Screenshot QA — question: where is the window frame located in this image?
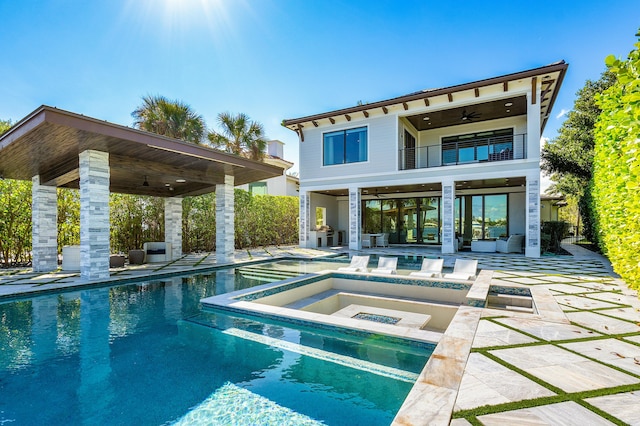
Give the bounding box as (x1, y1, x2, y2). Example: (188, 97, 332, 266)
(322, 126, 368, 166)
(249, 181, 268, 195)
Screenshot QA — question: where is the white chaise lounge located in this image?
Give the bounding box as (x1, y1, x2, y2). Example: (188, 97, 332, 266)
(337, 255, 370, 273)
(370, 256, 398, 274)
(443, 259, 478, 280)
(409, 258, 444, 278)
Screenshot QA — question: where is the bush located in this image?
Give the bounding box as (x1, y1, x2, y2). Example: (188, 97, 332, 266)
(541, 221, 568, 254)
(592, 32, 640, 290)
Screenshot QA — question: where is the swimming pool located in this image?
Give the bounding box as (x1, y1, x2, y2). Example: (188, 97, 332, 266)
(0, 260, 432, 425)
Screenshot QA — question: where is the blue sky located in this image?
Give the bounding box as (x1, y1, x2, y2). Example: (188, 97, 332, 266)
(2, 0, 639, 177)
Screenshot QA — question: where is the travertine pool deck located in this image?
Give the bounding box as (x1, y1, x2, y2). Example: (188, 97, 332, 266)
(1, 243, 638, 425)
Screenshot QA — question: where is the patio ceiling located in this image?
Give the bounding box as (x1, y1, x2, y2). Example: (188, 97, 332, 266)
(315, 177, 525, 197)
(405, 96, 527, 131)
(0, 106, 283, 197)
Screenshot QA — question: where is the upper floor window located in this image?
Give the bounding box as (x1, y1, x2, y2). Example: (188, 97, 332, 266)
(323, 127, 368, 166)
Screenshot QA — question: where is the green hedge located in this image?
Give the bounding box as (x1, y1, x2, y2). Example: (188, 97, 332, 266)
(0, 185, 299, 265)
(592, 34, 640, 290)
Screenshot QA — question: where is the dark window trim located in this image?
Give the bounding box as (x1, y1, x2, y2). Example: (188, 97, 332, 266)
(322, 126, 368, 166)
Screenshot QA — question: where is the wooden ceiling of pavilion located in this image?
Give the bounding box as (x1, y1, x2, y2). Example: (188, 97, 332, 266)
(0, 106, 283, 197)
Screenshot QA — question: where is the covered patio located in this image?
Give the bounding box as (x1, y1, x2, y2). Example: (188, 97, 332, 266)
(0, 106, 283, 280)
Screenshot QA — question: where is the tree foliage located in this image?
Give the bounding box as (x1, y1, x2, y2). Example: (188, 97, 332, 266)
(182, 193, 217, 253)
(208, 112, 267, 160)
(592, 31, 640, 290)
(0, 179, 32, 266)
(110, 194, 164, 254)
(131, 95, 206, 144)
(541, 71, 615, 241)
(57, 188, 80, 252)
(542, 71, 616, 192)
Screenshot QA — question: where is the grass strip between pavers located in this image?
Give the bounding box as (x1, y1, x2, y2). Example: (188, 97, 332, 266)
(151, 256, 186, 272)
(452, 379, 640, 425)
(192, 253, 211, 267)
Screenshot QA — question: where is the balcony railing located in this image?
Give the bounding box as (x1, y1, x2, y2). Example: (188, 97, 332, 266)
(398, 133, 527, 170)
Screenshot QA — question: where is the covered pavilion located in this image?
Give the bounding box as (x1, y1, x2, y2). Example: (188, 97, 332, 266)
(0, 106, 283, 280)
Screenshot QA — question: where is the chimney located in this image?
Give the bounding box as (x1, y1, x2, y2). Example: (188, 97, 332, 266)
(268, 140, 284, 158)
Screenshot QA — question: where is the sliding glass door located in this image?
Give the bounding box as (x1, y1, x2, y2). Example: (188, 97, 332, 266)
(363, 193, 507, 244)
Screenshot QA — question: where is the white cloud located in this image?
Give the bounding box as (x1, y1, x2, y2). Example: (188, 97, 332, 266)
(556, 108, 569, 119)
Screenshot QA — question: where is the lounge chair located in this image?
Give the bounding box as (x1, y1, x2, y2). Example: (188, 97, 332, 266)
(443, 259, 478, 280)
(370, 256, 398, 274)
(337, 255, 370, 273)
(409, 258, 444, 278)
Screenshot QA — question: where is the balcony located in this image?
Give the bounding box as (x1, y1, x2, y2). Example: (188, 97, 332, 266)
(399, 133, 527, 170)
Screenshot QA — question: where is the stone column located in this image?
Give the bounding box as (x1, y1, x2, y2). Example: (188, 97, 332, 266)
(216, 175, 235, 264)
(79, 150, 110, 280)
(299, 190, 310, 248)
(164, 197, 183, 260)
(525, 173, 541, 258)
(441, 179, 456, 254)
(32, 175, 58, 272)
(348, 187, 361, 250)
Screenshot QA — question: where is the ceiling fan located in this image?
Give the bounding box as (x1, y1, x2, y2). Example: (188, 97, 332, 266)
(460, 109, 480, 122)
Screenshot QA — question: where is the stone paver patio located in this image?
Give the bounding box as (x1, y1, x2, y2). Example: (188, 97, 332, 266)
(0, 242, 638, 425)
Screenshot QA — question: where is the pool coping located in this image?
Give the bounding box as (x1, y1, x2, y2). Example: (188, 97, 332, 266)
(201, 269, 487, 345)
(0, 254, 342, 302)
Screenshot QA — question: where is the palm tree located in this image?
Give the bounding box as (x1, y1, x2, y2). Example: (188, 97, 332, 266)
(208, 112, 267, 160)
(131, 95, 206, 144)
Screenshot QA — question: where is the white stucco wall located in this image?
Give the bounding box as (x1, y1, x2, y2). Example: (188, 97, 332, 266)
(309, 192, 339, 229)
(509, 191, 526, 235)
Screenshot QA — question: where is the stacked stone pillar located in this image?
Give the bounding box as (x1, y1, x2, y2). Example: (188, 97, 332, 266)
(32, 175, 58, 272)
(164, 197, 183, 260)
(525, 173, 541, 258)
(79, 150, 110, 280)
(216, 175, 235, 263)
(299, 191, 310, 248)
(441, 179, 456, 254)
(348, 187, 362, 250)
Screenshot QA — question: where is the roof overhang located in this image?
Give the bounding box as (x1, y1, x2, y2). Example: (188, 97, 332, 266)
(283, 61, 568, 135)
(0, 106, 284, 197)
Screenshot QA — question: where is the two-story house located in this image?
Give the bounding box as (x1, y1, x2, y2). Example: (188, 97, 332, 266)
(283, 61, 568, 257)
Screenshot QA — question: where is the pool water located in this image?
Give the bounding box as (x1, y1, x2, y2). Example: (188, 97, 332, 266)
(0, 260, 431, 425)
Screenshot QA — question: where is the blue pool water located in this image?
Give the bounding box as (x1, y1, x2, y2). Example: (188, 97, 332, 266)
(0, 261, 432, 425)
